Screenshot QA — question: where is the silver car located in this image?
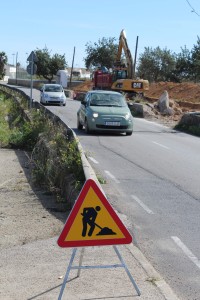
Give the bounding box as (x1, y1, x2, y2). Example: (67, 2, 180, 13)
(40, 84, 66, 106)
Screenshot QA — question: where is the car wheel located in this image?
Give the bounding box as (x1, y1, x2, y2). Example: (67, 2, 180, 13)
(126, 131, 133, 136)
(84, 119, 90, 134)
(77, 116, 83, 130)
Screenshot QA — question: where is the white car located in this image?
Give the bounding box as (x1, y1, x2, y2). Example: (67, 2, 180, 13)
(40, 84, 66, 106)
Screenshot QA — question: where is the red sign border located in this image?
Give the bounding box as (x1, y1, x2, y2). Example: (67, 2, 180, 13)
(57, 179, 132, 247)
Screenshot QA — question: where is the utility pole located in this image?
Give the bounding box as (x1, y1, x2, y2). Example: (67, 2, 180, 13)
(133, 36, 138, 78)
(69, 47, 76, 88)
(15, 52, 18, 85)
(12, 53, 15, 66)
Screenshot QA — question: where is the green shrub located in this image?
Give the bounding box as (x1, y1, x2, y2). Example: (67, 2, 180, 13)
(0, 89, 85, 201)
(0, 93, 14, 147)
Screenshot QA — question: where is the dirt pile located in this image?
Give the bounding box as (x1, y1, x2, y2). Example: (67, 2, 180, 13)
(72, 81, 200, 127)
(146, 82, 200, 125)
(146, 82, 200, 104)
(73, 80, 94, 92)
(73, 80, 200, 105)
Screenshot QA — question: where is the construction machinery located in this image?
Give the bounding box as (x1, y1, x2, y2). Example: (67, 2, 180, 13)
(93, 30, 149, 97)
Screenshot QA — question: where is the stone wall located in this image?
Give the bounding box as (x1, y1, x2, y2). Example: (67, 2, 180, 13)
(8, 78, 52, 89)
(7, 78, 84, 90)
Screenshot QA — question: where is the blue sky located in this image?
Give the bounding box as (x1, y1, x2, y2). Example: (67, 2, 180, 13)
(1, 0, 200, 68)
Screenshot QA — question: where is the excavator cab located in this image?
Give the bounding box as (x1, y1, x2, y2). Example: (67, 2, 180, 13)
(113, 69, 127, 80)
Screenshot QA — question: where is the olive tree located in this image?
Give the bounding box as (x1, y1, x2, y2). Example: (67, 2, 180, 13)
(191, 36, 200, 82)
(0, 52, 8, 80)
(35, 47, 67, 82)
(84, 37, 118, 69)
(137, 47, 176, 82)
(174, 46, 192, 81)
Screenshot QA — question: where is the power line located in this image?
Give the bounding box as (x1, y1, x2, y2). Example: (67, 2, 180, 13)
(186, 0, 200, 17)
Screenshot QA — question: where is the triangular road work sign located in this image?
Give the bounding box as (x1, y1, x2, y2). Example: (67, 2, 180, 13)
(57, 179, 132, 247)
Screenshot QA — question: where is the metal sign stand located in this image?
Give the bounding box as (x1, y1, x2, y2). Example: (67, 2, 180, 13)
(58, 246, 141, 300)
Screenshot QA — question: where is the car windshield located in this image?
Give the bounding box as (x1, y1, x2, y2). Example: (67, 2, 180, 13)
(44, 85, 62, 92)
(90, 93, 127, 107)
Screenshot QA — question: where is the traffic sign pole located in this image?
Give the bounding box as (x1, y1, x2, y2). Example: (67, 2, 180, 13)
(30, 52, 34, 108)
(26, 51, 38, 109)
(30, 57, 33, 108)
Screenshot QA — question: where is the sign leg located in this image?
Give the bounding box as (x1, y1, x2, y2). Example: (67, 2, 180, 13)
(77, 248, 85, 277)
(58, 248, 77, 300)
(113, 246, 141, 296)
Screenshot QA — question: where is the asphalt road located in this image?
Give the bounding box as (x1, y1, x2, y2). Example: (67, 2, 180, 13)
(18, 87, 200, 300)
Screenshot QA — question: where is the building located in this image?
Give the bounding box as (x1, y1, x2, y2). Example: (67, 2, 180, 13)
(67, 68, 91, 80)
(3, 64, 16, 81)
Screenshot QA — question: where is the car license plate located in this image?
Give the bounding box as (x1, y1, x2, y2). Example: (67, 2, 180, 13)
(105, 121, 120, 126)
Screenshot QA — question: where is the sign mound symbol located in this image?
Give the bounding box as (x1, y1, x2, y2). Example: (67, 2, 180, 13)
(96, 227, 116, 236)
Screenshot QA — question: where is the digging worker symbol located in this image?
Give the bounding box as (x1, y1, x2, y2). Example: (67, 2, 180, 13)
(81, 206, 116, 237)
(81, 206, 101, 237)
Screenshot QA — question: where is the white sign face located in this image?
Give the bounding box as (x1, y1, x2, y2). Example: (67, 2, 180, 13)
(10, 67, 16, 73)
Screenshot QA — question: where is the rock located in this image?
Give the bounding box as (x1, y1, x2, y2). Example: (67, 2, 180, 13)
(143, 104, 156, 117)
(158, 90, 170, 113)
(162, 107, 174, 116)
(178, 112, 200, 126)
(131, 103, 156, 118)
(131, 103, 144, 116)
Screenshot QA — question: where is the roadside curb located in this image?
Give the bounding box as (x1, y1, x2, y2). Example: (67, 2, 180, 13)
(127, 243, 180, 300)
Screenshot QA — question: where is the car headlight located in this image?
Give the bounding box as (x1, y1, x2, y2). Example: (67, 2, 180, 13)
(44, 93, 49, 99)
(93, 113, 98, 118)
(125, 112, 131, 120)
(60, 95, 65, 99)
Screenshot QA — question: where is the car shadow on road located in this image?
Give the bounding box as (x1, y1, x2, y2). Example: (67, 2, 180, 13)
(72, 128, 129, 137)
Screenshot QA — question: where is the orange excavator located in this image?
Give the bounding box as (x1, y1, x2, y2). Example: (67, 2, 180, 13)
(93, 30, 149, 97)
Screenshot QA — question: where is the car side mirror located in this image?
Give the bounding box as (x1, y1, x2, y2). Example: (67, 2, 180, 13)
(81, 100, 87, 105)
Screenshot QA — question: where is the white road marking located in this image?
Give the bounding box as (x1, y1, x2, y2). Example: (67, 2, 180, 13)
(171, 236, 200, 269)
(104, 170, 120, 183)
(131, 195, 154, 214)
(88, 156, 99, 164)
(152, 141, 170, 149)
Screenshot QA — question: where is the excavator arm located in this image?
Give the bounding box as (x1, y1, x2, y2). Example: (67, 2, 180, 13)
(115, 30, 134, 79)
